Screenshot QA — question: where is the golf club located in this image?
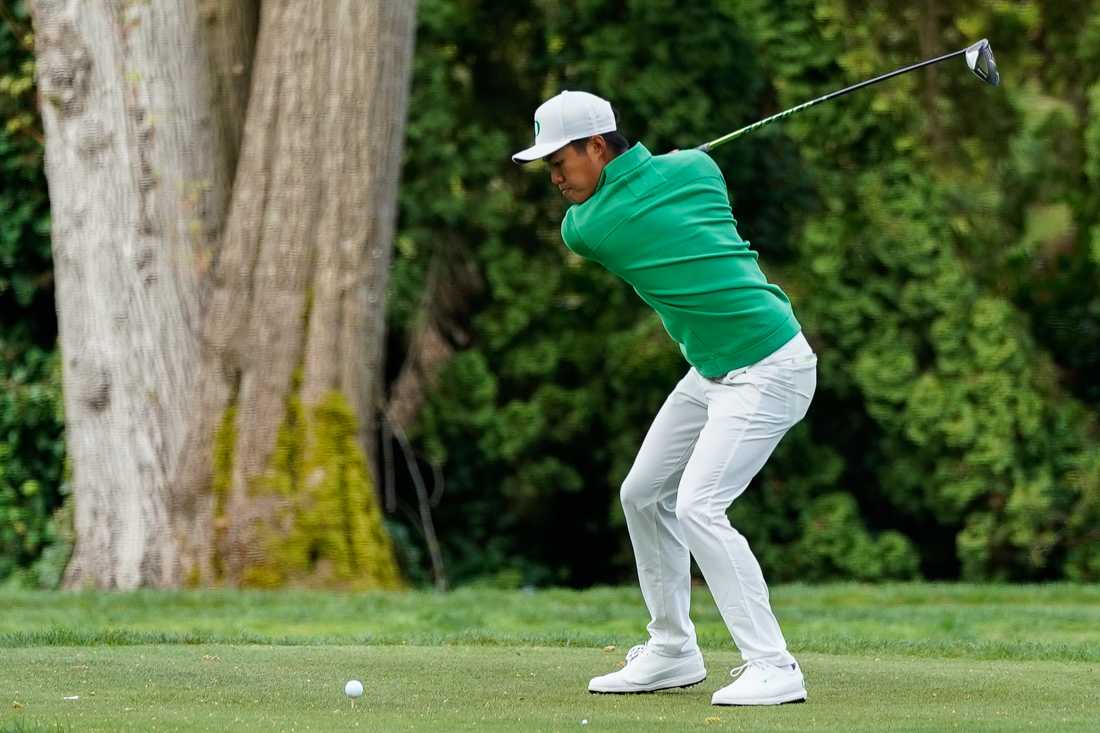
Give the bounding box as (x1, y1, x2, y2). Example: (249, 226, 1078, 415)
(696, 38, 1000, 152)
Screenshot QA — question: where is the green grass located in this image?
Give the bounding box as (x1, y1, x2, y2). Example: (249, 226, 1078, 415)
(2, 583, 1098, 731)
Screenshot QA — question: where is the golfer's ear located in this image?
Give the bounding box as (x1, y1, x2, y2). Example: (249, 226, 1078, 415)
(590, 134, 609, 159)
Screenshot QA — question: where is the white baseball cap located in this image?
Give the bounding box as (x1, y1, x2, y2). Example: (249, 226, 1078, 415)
(512, 90, 616, 164)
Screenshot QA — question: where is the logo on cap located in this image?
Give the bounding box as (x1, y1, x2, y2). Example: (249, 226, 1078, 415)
(534, 120, 541, 139)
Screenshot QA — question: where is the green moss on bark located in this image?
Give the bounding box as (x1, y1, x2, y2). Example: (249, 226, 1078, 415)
(211, 406, 237, 517)
(209, 405, 238, 583)
(237, 389, 404, 590)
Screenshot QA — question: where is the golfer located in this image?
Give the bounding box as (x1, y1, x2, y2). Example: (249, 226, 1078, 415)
(513, 91, 816, 706)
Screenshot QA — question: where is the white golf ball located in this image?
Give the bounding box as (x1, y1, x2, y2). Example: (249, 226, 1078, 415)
(344, 679, 364, 698)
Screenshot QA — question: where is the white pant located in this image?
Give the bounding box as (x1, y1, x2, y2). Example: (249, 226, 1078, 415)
(620, 330, 817, 665)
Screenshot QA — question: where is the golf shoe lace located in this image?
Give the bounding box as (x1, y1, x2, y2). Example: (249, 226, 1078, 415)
(625, 642, 649, 664)
(729, 660, 771, 679)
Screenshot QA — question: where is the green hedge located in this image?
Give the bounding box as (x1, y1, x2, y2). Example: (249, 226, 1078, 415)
(386, 0, 1100, 586)
(0, 1, 69, 588)
(4, 0, 1099, 587)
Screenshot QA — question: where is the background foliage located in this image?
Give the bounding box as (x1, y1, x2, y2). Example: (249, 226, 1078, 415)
(386, 0, 1100, 587)
(0, 0, 68, 589)
(3, 0, 1098, 587)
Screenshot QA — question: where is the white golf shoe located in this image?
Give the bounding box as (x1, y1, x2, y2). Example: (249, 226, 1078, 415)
(588, 641, 707, 694)
(710, 660, 807, 706)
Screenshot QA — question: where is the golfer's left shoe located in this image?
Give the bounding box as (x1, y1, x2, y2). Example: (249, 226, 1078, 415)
(710, 660, 807, 706)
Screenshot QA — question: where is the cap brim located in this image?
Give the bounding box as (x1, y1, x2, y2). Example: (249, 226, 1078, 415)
(512, 140, 568, 164)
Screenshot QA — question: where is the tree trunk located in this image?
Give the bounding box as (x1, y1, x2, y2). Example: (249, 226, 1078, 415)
(386, 248, 482, 434)
(34, 0, 414, 589)
(32, 0, 244, 589)
(175, 0, 416, 588)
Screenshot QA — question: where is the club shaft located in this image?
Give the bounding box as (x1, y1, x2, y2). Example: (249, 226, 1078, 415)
(697, 47, 967, 152)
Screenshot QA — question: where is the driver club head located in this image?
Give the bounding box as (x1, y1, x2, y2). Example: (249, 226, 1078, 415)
(965, 38, 1000, 86)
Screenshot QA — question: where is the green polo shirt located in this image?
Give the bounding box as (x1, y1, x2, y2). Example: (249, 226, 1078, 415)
(561, 142, 801, 378)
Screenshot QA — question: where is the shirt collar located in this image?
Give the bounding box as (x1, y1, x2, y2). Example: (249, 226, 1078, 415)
(592, 142, 651, 195)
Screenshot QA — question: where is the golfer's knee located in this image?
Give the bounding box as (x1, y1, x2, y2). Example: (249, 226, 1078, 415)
(619, 474, 652, 512)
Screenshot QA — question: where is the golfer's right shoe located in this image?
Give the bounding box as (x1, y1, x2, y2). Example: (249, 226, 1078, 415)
(710, 660, 807, 706)
(588, 641, 707, 694)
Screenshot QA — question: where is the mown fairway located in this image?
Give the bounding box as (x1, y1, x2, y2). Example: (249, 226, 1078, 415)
(2, 583, 1098, 731)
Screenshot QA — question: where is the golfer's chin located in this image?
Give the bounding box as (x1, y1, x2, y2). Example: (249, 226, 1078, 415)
(561, 188, 591, 204)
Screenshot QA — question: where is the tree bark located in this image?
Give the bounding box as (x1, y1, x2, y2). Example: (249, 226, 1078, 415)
(176, 0, 415, 588)
(357, 0, 418, 481)
(32, 0, 242, 589)
(34, 0, 414, 589)
(198, 0, 260, 189)
(386, 248, 482, 434)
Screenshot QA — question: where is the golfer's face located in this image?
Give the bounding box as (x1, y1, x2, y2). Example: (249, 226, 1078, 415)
(546, 144, 600, 204)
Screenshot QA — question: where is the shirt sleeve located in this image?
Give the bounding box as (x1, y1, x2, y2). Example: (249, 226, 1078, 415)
(560, 209, 591, 258)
